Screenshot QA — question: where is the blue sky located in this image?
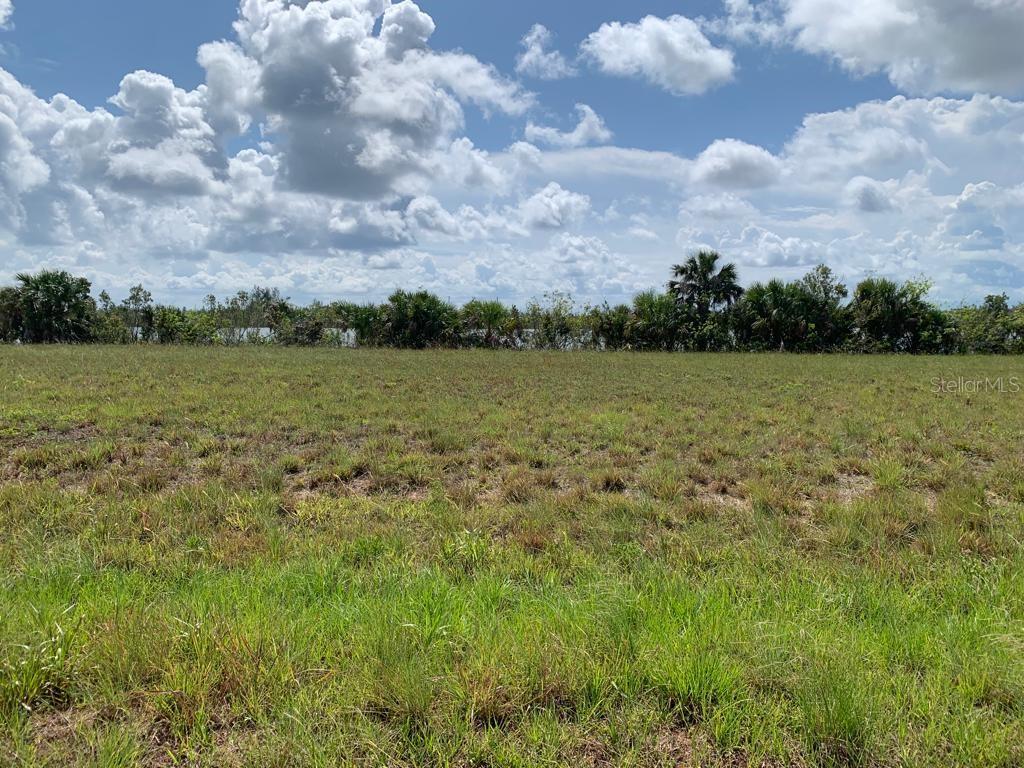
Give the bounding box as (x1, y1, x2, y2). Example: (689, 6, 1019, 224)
(0, 0, 1022, 306)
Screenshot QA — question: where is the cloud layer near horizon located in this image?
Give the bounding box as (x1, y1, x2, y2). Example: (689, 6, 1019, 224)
(1, 0, 1023, 306)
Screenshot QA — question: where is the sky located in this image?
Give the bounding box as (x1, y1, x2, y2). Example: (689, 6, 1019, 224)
(0, 0, 1022, 307)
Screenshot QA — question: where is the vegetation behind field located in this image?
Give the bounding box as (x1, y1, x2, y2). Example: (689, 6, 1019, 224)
(1, 347, 1023, 766)
(3, 254, 1024, 354)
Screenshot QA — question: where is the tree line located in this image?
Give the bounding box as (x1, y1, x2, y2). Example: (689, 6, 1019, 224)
(2, 253, 1022, 353)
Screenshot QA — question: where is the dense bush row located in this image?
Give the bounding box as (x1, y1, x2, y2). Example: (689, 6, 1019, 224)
(2, 253, 1022, 353)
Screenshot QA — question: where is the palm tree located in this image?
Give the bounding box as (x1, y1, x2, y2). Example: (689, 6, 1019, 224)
(668, 250, 744, 320)
(741, 279, 807, 351)
(462, 299, 510, 347)
(16, 270, 95, 343)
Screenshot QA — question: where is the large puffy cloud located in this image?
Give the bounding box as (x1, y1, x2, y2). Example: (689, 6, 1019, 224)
(105, 71, 225, 196)
(380, 0, 435, 59)
(0, 113, 49, 231)
(209, 141, 536, 259)
(403, 182, 596, 243)
(0, 71, 109, 239)
(940, 181, 1024, 253)
(197, 41, 261, 137)
(230, 0, 531, 198)
(715, 0, 1024, 96)
(204, 148, 417, 254)
(405, 195, 524, 241)
(517, 182, 591, 229)
(525, 104, 612, 149)
(781, 95, 1024, 191)
(691, 139, 782, 189)
(713, 225, 832, 268)
(432, 137, 508, 191)
(110, 71, 213, 146)
(786, 0, 1024, 95)
(581, 15, 735, 95)
(0, 63, 230, 224)
(105, 142, 222, 196)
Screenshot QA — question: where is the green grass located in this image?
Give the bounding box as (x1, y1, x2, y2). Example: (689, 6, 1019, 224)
(1, 347, 1023, 767)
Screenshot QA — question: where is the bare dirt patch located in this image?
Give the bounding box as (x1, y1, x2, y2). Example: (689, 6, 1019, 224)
(830, 473, 874, 504)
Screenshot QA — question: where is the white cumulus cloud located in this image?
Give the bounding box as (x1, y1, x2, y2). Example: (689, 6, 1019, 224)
(691, 139, 782, 189)
(518, 182, 591, 229)
(715, 0, 1024, 96)
(230, 0, 532, 199)
(581, 15, 735, 95)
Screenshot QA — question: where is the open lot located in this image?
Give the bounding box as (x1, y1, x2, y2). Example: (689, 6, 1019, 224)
(1, 347, 1023, 767)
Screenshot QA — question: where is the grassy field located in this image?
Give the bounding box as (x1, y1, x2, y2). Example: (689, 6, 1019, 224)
(1, 347, 1023, 767)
